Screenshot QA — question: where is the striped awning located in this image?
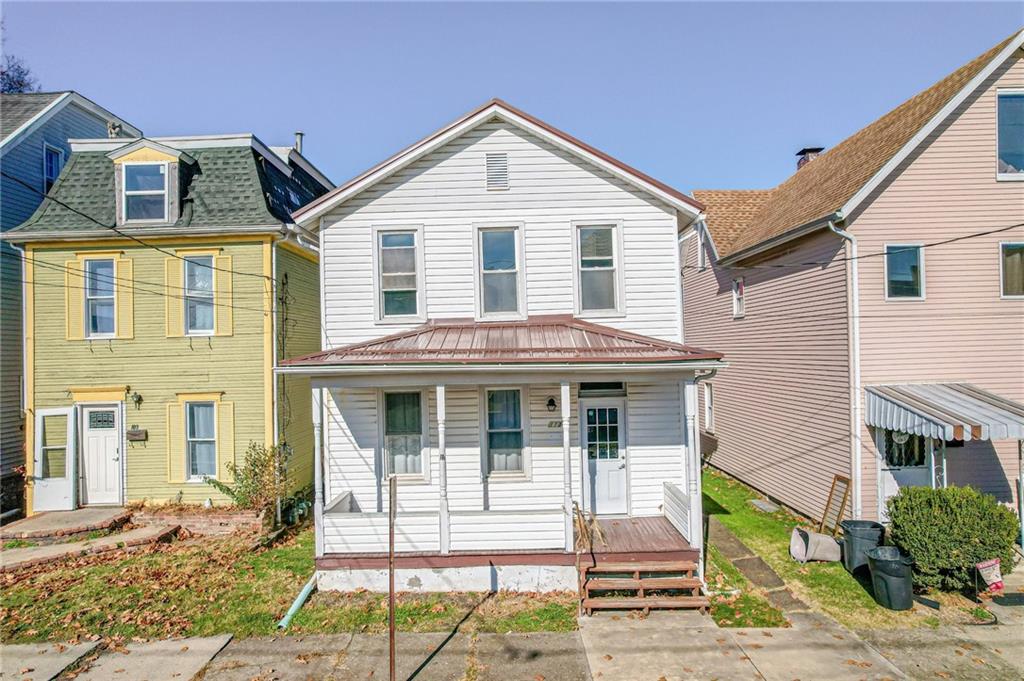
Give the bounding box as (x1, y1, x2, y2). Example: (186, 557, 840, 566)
(865, 383, 1024, 442)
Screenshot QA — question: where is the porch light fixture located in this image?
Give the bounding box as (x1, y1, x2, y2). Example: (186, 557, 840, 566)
(546, 396, 558, 412)
(131, 391, 143, 408)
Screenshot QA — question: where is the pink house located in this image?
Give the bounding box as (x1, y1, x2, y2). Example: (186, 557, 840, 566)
(681, 30, 1024, 532)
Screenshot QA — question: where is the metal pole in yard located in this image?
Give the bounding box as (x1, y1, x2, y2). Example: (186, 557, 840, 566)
(389, 474, 397, 681)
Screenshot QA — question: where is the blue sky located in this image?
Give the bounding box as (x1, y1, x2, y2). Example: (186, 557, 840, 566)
(4, 2, 1020, 192)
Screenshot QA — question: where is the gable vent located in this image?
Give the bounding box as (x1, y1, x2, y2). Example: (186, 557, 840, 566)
(485, 152, 509, 190)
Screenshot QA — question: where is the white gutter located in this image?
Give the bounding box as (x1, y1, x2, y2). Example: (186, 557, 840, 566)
(277, 360, 728, 377)
(829, 218, 863, 520)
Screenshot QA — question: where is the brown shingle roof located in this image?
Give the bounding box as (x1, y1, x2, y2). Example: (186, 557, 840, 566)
(691, 189, 774, 255)
(702, 31, 1021, 260)
(284, 315, 723, 367)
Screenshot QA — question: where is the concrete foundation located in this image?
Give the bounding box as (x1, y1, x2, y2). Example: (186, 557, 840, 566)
(316, 563, 578, 592)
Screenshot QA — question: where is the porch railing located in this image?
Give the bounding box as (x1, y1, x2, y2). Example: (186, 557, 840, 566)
(663, 481, 691, 543)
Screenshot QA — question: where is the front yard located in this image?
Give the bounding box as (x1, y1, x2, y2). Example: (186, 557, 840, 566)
(702, 468, 996, 629)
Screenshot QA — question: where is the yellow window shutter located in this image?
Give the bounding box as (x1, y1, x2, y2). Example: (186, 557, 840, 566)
(214, 255, 233, 336)
(115, 258, 134, 339)
(167, 402, 186, 484)
(217, 401, 235, 482)
(165, 257, 184, 337)
(65, 260, 84, 340)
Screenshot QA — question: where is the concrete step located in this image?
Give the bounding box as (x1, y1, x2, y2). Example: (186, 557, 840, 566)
(1, 507, 130, 544)
(1, 524, 179, 573)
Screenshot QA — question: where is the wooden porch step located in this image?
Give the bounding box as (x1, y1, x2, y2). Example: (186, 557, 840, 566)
(582, 596, 710, 610)
(584, 560, 697, 574)
(586, 576, 701, 591)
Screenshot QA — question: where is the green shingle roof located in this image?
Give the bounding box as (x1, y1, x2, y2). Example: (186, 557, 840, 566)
(0, 92, 65, 142)
(10, 143, 328, 236)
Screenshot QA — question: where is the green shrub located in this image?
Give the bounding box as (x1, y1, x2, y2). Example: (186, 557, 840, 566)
(206, 442, 289, 511)
(886, 486, 1018, 591)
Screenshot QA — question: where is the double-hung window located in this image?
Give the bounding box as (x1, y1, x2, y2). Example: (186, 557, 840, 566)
(704, 383, 715, 432)
(184, 256, 215, 335)
(85, 259, 115, 337)
(43, 144, 63, 193)
(478, 227, 521, 316)
(384, 392, 423, 475)
(1001, 243, 1024, 298)
(885, 244, 924, 299)
(731, 277, 745, 318)
(577, 225, 620, 313)
(186, 402, 216, 480)
(485, 388, 524, 473)
(997, 90, 1024, 179)
(378, 231, 419, 318)
(123, 163, 168, 221)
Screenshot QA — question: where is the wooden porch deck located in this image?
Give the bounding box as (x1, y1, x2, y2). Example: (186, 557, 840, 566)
(578, 516, 698, 566)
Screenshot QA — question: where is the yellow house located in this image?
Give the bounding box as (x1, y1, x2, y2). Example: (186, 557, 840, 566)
(4, 135, 332, 514)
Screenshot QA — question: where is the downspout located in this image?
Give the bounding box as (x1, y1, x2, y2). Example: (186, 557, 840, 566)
(829, 218, 863, 520)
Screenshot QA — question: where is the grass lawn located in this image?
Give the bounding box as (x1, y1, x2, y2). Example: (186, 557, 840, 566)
(0, 529, 576, 644)
(703, 468, 993, 629)
(705, 544, 788, 628)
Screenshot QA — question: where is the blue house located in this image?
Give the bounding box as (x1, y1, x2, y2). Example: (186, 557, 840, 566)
(0, 91, 139, 514)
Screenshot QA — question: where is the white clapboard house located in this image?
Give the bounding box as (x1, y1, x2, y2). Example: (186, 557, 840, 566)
(281, 100, 724, 610)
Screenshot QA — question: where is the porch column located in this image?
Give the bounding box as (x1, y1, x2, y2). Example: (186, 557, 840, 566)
(312, 387, 325, 559)
(437, 384, 450, 554)
(561, 381, 573, 552)
(683, 378, 703, 557)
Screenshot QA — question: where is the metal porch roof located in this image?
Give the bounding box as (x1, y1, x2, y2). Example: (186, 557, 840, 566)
(865, 383, 1024, 442)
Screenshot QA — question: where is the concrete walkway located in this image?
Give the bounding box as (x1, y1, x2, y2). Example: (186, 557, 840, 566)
(0, 642, 99, 681)
(0, 507, 129, 542)
(0, 524, 178, 572)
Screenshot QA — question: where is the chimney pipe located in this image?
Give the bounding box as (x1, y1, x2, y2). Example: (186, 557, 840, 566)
(294, 131, 304, 154)
(796, 147, 824, 170)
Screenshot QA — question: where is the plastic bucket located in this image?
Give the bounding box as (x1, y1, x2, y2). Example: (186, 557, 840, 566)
(866, 546, 914, 611)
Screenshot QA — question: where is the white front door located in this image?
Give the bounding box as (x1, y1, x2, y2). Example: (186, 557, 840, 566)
(32, 407, 76, 512)
(582, 399, 628, 515)
(877, 429, 932, 522)
(81, 406, 122, 505)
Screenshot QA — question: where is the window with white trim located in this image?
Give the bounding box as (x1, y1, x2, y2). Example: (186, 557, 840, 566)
(704, 383, 715, 432)
(485, 388, 523, 473)
(577, 225, 619, 312)
(184, 256, 215, 334)
(123, 163, 168, 221)
(997, 91, 1024, 178)
(384, 392, 423, 475)
(731, 277, 745, 318)
(697, 228, 707, 270)
(882, 430, 927, 468)
(1001, 242, 1024, 298)
(478, 227, 520, 316)
(43, 144, 63, 193)
(378, 231, 419, 318)
(885, 244, 923, 299)
(186, 401, 216, 479)
(85, 258, 115, 337)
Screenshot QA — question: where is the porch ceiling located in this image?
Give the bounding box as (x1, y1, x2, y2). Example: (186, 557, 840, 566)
(282, 315, 723, 369)
(865, 383, 1024, 442)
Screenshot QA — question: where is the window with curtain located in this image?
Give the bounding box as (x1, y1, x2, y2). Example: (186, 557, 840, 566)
(883, 430, 927, 468)
(185, 256, 215, 334)
(85, 259, 115, 337)
(578, 225, 618, 312)
(379, 232, 419, 317)
(384, 392, 422, 475)
(479, 228, 519, 315)
(486, 389, 523, 473)
(885, 245, 923, 298)
(1002, 243, 1024, 297)
(997, 92, 1024, 177)
(186, 402, 216, 479)
(123, 163, 167, 221)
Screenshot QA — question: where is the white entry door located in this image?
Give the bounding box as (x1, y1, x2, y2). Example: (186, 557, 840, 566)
(582, 399, 628, 515)
(81, 406, 122, 505)
(877, 429, 932, 522)
(32, 407, 76, 512)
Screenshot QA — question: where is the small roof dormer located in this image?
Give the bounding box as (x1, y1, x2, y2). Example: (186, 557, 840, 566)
(107, 139, 194, 226)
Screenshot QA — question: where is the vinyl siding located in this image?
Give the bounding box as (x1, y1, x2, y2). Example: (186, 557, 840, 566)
(1, 103, 116, 491)
(28, 239, 270, 504)
(852, 55, 1024, 518)
(681, 229, 852, 520)
(275, 245, 320, 493)
(320, 119, 682, 346)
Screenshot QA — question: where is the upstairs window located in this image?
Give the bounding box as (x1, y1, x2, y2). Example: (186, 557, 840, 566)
(731, 277, 745, 318)
(885, 244, 924, 299)
(378, 230, 420, 318)
(123, 163, 168, 222)
(43, 144, 64, 193)
(184, 256, 215, 335)
(997, 91, 1024, 179)
(478, 226, 521, 316)
(577, 225, 620, 313)
(85, 259, 115, 337)
(1002, 242, 1024, 298)
(697, 227, 707, 270)
(704, 383, 715, 432)
(384, 391, 423, 476)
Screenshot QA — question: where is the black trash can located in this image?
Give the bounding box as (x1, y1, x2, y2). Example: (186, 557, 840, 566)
(866, 546, 914, 611)
(839, 520, 885, 573)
